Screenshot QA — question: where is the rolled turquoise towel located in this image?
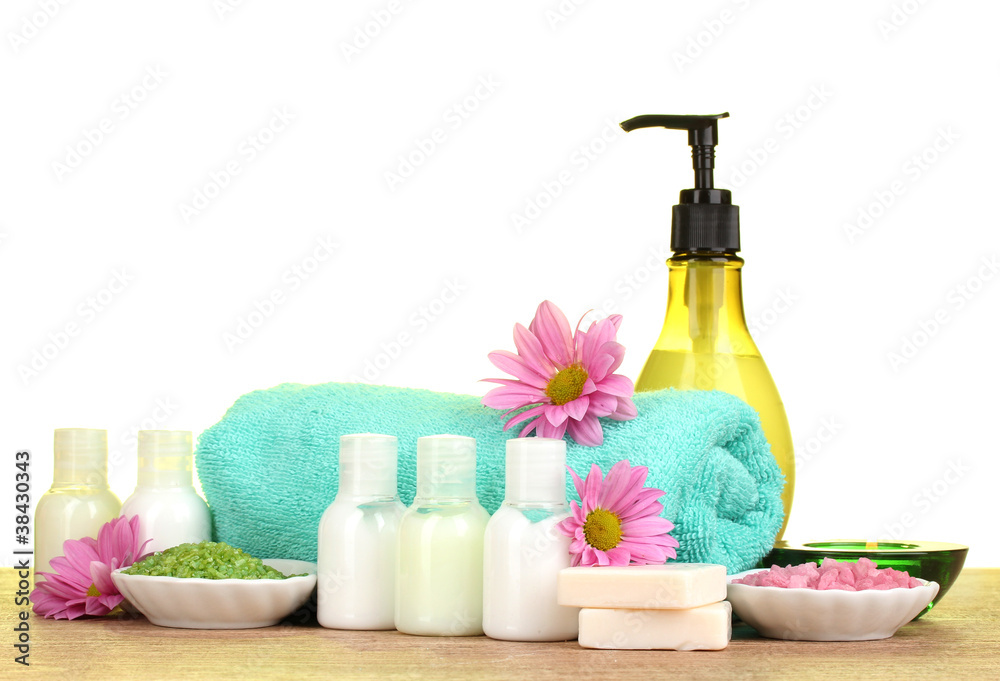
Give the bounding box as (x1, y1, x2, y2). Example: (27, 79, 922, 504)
(195, 383, 783, 573)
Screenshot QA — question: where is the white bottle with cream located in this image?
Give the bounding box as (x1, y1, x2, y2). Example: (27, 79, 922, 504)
(395, 435, 489, 636)
(318, 433, 405, 630)
(120, 430, 211, 554)
(483, 437, 579, 641)
(35, 429, 122, 575)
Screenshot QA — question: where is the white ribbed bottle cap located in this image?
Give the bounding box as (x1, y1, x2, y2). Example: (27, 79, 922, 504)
(138, 430, 193, 487)
(53, 428, 109, 486)
(416, 434, 477, 500)
(505, 437, 567, 505)
(338, 433, 398, 497)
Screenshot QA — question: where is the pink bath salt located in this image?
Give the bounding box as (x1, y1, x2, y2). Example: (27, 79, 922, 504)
(732, 557, 922, 590)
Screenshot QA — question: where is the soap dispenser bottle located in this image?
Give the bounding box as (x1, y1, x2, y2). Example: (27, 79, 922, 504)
(621, 113, 794, 537)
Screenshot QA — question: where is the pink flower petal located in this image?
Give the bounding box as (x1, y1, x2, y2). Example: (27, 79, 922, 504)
(610, 395, 638, 421)
(513, 323, 556, 377)
(518, 417, 541, 437)
(502, 404, 548, 431)
(536, 417, 568, 440)
(586, 392, 617, 417)
(46, 556, 91, 590)
(487, 350, 549, 389)
(599, 342, 626, 378)
(618, 489, 665, 521)
(529, 300, 575, 367)
(482, 384, 545, 411)
(567, 467, 586, 501)
(90, 561, 116, 596)
(597, 459, 633, 509)
(583, 464, 604, 503)
(623, 516, 676, 537)
(595, 374, 633, 397)
(544, 403, 569, 427)
(605, 547, 632, 566)
(585, 352, 615, 384)
(562, 395, 590, 421)
(567, 413, 604, 447)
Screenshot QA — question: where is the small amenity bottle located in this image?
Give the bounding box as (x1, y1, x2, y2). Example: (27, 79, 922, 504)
(35, 429, 122, 574)
(483, 437, 579, 642)
(120, 430, 211, 554)
(318, 433, 405, 630)
(395, 435, 490, 636)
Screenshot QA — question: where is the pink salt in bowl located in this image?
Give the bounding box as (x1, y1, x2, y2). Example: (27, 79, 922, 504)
(726, 569, 939, 641)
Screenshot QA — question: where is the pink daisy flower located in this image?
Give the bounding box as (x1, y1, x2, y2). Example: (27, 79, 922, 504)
(556, 460, 679, 567)
(481, 300, 637, 446)
(30, 515, 152, 620)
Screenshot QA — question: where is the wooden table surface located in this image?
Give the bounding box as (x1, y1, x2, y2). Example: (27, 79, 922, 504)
(4, 568, 998, 680)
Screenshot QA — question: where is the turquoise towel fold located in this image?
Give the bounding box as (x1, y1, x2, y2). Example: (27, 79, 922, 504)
(195, 383, 784, 573)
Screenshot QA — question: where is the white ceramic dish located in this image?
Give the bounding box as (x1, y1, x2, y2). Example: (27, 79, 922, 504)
(111, 559, 317, 629)
(726, 569, 939, 641)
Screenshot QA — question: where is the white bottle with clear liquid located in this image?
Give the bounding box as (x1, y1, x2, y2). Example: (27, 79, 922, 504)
(120, 430, 211, 554)
(395, 435, 490, 636)
(483, 437, 579, 641)
(34, 429, 122, 575)
(318, 433, 405, 630)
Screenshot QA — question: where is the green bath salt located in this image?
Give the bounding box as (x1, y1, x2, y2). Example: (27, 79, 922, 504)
(123, 541, 304, 579)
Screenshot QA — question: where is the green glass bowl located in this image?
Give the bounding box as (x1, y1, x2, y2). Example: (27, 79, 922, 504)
(761, 540, 968, 619)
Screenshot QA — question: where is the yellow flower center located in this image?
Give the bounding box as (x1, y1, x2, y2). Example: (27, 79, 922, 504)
(545, 363, 588, 406)
(583, 508, 622, 552)
(86, 583, 101, 598)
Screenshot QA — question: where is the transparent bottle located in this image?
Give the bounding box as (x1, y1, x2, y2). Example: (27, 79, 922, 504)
(120, 430, 211, 554)
(483, 437, 579, 642)
(635, 253, 795, 538)
(395, 435, 490, 637)
(317, 433, 405, 630)
(621, 113, 794, 538)
(35, 429, 122, 574)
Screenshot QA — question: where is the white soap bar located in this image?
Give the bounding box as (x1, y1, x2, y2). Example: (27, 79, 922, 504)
(557, 564, 726, 609)
(578, 601, 732, 650)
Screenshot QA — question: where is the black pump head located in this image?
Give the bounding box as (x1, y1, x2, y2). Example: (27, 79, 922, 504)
(620, 112, 740, 253)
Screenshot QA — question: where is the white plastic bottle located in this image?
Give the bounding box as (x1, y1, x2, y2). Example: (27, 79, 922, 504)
(120, 430, 211, 554)
(395, 435, 490, 636)
(483, 437, 579, 641)
(317, 433, 405, 630)
(35, 429, 122, 575)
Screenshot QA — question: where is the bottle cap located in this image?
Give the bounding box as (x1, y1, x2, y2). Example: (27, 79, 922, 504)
(53, 428, 109, 486)
(505, 437, 567, 505)
(416, 434, 477, 500)
(138, 430, 194, 487)
(620, 112, 740, 254)
(338, 433, 398, 497)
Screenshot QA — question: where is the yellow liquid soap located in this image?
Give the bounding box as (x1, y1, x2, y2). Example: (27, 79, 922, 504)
(635, 254, 794, 539)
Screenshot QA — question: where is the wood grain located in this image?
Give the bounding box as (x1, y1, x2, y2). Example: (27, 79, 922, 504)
(4, 568, 998, 680)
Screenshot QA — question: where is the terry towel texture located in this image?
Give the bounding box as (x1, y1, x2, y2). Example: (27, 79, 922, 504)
(196, 383, 784, 573)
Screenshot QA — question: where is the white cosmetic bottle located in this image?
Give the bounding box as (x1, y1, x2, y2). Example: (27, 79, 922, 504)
(35, 429, 122, 575)
(395, 435, 490, 636)
(120, 430, 211, 554)
(483, 437, 579, 641)
(317, 433, 405, 630)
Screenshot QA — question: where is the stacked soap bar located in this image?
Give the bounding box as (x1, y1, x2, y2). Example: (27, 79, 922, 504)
(558, 564, 730, 650)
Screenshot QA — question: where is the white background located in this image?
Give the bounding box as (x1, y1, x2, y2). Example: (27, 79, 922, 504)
(2, 0, 996, 567)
